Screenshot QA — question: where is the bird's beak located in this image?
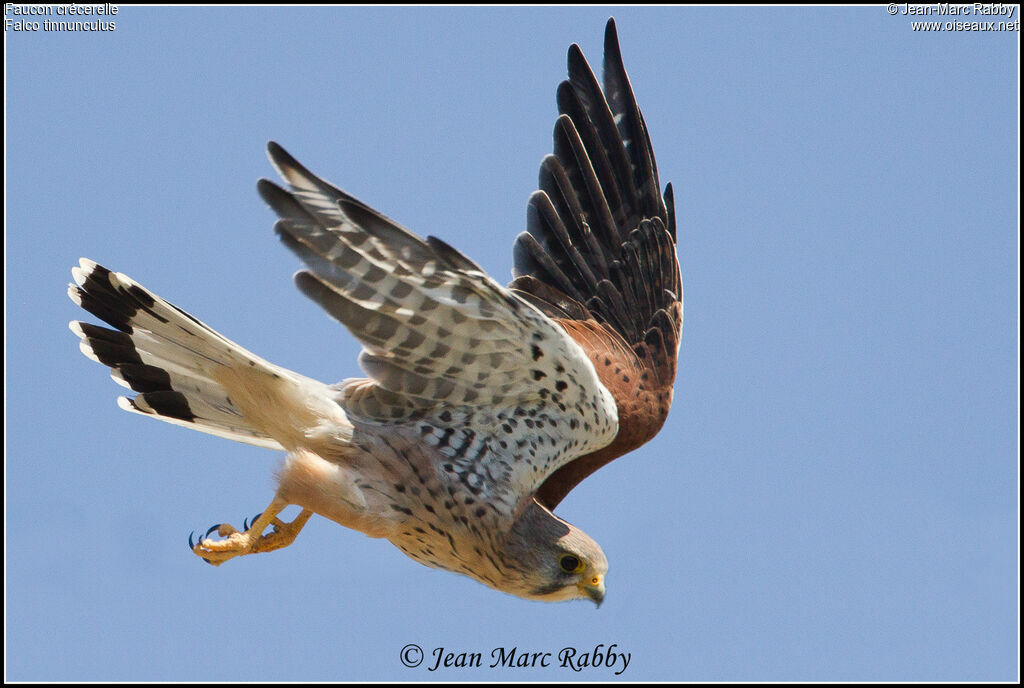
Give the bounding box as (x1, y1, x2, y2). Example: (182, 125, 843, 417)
(580, 575, 605, 608)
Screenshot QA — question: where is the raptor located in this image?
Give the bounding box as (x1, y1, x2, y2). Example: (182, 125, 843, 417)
(68, 19, 682, 604)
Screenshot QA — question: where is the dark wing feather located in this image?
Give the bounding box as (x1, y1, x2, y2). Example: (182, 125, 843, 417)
(509, 18, 683, 509)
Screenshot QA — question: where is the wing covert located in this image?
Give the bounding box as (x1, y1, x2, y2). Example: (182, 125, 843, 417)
(260, 142, 619, 505)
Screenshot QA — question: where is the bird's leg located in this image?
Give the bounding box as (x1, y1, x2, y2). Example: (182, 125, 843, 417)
(190, 495, 314, 566)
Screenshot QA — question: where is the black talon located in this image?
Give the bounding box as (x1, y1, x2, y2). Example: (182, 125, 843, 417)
(247, 512, 263, 533)
(205, 523, 220, 538)
(189, 531, 212, 563)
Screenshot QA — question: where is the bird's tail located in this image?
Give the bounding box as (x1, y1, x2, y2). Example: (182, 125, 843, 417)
(67, 258, 285, 450)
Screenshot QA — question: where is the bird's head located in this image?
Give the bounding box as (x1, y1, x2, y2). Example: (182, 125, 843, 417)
(500, 498, 607, 606)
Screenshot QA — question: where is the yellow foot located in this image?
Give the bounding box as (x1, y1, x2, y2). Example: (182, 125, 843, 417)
(189, 497, 313, 566)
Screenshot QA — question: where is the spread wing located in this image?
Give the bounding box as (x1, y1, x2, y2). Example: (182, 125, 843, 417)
(259, 143, 619, 508)
(508, 18, 683, 509)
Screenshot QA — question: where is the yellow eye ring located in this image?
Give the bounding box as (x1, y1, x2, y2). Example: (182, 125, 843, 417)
(559, 554, 586, 574)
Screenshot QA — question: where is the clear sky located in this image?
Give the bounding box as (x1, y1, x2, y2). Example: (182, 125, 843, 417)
(5, 5, 1018, 681)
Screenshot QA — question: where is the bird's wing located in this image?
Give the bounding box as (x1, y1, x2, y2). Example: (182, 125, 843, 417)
(508, 18, 683, 509)
(260, 142, 619, 508)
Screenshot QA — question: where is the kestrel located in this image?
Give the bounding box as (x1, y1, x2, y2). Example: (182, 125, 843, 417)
(67, 19, 682, 605)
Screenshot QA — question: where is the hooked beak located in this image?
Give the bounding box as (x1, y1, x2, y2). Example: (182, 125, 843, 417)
(580, 575, 605, 608)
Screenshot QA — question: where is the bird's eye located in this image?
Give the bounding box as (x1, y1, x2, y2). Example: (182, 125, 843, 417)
(559, 554, 584, 574)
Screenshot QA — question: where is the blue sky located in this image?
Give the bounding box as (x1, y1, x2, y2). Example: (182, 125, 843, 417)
(5, 5, 1017, 681)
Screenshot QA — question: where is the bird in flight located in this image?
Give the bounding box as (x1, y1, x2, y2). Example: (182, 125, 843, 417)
(67, 18, 682, 605)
